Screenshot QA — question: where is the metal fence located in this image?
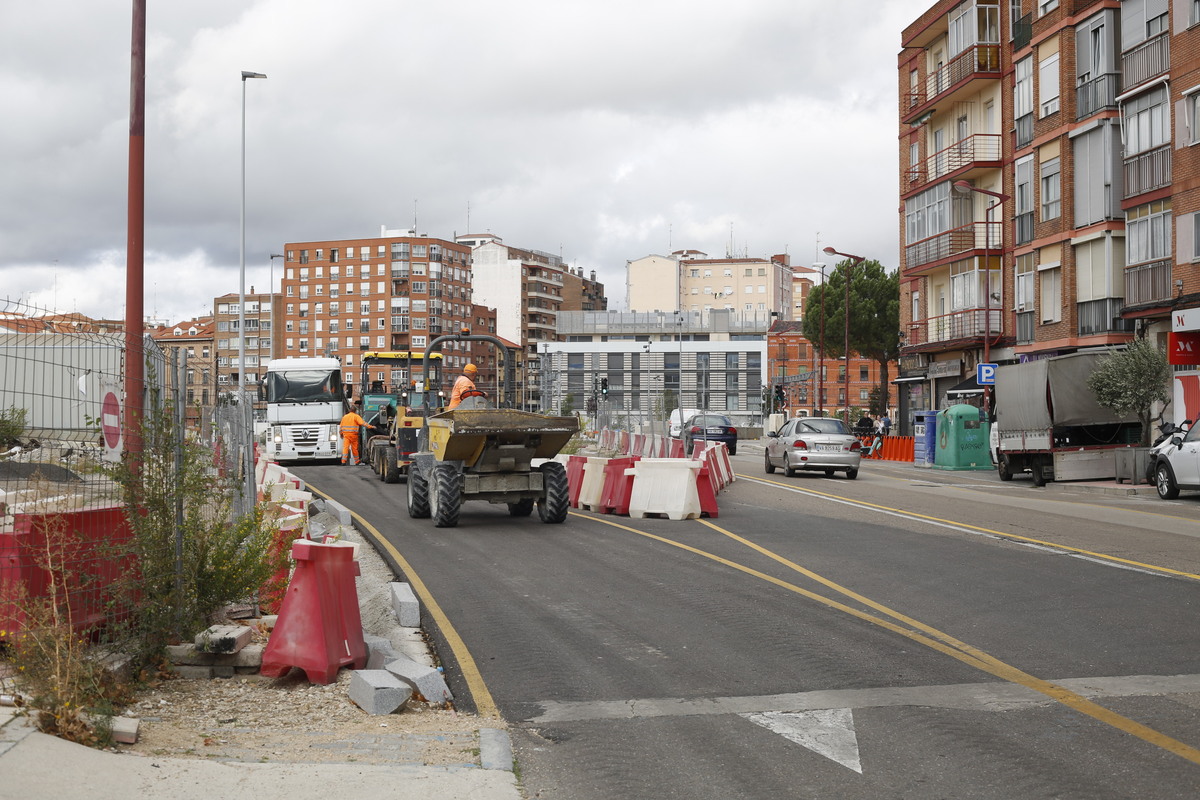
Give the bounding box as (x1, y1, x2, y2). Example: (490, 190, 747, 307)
(0, 297, 252, 638)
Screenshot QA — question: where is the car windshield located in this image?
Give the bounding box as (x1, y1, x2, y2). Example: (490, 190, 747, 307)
(690, 415, 731, 427)
(796, 418, 848, 435)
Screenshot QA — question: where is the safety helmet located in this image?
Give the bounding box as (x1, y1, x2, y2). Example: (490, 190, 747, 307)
(464, 363, 478, 375)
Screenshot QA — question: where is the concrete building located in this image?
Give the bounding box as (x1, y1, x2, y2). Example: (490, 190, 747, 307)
(213, 291, 275, 404)
(149, 317, 216, 436)
(548, 309, 770, 433)
(627, 250, 795, 318)
(896, 0, 1200, 432)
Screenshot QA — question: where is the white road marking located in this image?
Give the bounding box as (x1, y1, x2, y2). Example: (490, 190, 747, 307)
(743, 708, 862, 773)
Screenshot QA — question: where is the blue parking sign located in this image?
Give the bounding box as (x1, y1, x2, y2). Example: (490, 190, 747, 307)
(977, 363, 997, 385)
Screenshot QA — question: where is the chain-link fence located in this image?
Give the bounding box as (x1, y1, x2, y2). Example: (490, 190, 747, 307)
(0, 297, 256, 640)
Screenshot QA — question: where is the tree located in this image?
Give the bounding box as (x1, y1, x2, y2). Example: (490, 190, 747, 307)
(801, 258, 900, 411)
(1086, 337, 1171, 446)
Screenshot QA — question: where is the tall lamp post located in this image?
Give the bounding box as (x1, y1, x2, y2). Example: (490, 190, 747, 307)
(269, 253, 284, 362)
(240, 70, 266, 512)
(953, 180, 1010, 415)
(823, 247, 866, 426)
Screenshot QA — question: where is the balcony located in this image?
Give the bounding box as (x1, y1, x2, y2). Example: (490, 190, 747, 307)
(1121, 33, 1168, 92)
(1124, 144, 1170, 197)
(905, 307, 1002, 347)
(904, 220, 999, 273)
(1078, 297, 1134, 336)
(1016, 311, 1035, 344)
(903, 45, 1002, 125)
(1124, 259, 1172, 306)
(1076, 73, 1119, 120)
(904, 134, 1001, 191)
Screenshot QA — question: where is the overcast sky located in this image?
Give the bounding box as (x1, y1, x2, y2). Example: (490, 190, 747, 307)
(2, 0, 930, 325)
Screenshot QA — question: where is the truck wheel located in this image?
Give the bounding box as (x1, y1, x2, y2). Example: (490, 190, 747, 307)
(507, 498, 534, 516)
(1156, 462, 1180, 500)
(997, 455, 1013, 481)
(383, 449, 400, 484)
(430, 462, 462, 528)
(407, 464, 430, 519)
(1032, 461, 1048, 487)
(537, 461, 569, 524)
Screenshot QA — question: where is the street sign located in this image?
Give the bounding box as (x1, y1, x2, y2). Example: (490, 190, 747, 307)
(101, 388, 122, 460)
(977, 363, 997, 385)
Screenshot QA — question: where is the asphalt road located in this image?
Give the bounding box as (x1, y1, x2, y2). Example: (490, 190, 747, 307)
(293, 448, 1200, 799)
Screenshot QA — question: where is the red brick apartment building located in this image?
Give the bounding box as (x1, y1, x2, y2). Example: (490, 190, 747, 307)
(897, 0, 1200, 433)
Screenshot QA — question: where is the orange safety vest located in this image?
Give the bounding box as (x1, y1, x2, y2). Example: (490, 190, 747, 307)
(339, 411, 366, 434)
(447, 375, 477, 410)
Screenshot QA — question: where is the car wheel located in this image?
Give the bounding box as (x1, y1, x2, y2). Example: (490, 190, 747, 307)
(784, 463, 798, 478)
(729, 443, 737, 456)
(1156, 461, 1180, 500)
(845, 467, 858, 480)
(764, 451, 775, 474)
(824, 468, 835, 477)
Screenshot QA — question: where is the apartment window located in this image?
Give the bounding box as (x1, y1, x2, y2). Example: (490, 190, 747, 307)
(1193, 0, 1200, 26)
(1126, 199, 1172, 265)
(1038, 53, 1059, 116)
(905, 182, 953, 243)
(1075, 238, 1121, 302)
(1015, 253, 1035, 312)
(1124, 86, 1168, 156)
(1040, 157, 1061, 220)
(346, 247, 355, 258)
(1014, 57, 1033, 120)
(1039, 262, 1062, 323)
(1015, 155, 1034, 243)
(1193, 214, 1200, 260)
(950, 261, 979, 310)
(329, 248, 338, 263)
(1039, 0, 1058, 14)
(1189, 92, 1200, 144)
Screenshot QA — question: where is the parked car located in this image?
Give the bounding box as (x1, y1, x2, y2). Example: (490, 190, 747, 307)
(682, 413, 737, 455)
(1151, 420, 1200, 499)
(764, 416, 861, 479)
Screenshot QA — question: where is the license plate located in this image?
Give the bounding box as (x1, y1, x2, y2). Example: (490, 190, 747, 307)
(706, 428, 724, 434)
(818, 444, 842, 452)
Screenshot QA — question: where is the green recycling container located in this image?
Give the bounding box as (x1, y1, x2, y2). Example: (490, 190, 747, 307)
(932, 404, 992, 470)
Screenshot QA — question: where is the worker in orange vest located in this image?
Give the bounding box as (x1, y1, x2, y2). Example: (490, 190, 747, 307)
(339, 402, 368, 465)
(447, 363, 479, 410)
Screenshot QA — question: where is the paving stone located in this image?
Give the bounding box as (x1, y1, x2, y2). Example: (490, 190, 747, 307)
(111, 716, 139, 744)
(389, 582, 420, 627)
(194, 624, 252, 654)
(348, 670, 412, 715)
(384, 655, 452, 706)
(166, 643, 263, 668)
(363, 633, 398, 671)
(173, 665, 214, 679)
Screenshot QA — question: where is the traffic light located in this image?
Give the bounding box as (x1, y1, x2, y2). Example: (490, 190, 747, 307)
(601, 378, 608, 397)
(775, 385, 785, 404)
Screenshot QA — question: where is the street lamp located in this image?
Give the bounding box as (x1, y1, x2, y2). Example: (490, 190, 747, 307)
(953, 180, 1010, 414)
(813, 263, 827, 415)
(269, 253, 284, 361)
(240, 69, 266, 512)
(823, 247, 866, 426)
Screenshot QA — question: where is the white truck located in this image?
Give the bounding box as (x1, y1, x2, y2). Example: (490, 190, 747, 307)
(263, 357, 346, 464)
(993, 350, 1140, 485)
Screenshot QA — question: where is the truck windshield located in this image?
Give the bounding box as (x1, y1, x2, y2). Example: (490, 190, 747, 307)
(266, 370, 344, 404)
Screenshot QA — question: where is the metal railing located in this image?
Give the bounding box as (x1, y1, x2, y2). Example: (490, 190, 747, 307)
(1076, 73, 1119, 120)
(1077, 297, 1133, 336)
(1124, 259, 1172, 306)
(905, 307, 1002, 346)
(1124, 144, 1171, 197)
(1122, 33, 1169, 92)
(905, 134, 1001, 190)
(906, 45, 1002, 113)
(904, 221, 987, 270)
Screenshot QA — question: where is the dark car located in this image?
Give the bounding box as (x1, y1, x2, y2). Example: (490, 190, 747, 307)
(682, 413, 738, 456)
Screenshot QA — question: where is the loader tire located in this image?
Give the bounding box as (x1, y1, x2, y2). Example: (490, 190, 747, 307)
(507, 498, 535, 516)
(431, 462, 462, 528)
(407, 464, 430, 519)
(383, 449, 400, 484)
(537, 461, 569, 524)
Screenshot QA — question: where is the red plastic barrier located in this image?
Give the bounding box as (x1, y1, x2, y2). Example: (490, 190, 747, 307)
(260, 540, 367, 684)
(599, 456, 639, 515)
(669, 438, 685, 458)
(566, 455, 588, 508)
(696, 463, 719, 518)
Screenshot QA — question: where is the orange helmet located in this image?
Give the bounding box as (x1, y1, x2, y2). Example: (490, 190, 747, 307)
(464, 363, 478, 375)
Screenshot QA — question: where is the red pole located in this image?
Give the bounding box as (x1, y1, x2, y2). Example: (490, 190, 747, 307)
(125, 0, 146, 464)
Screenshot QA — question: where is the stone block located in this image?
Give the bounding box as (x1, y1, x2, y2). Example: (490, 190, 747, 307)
(363, 634, 398, 671)
(324, 499, 352, 526)
(166, 643, 263, 668)
(111, 716, 139, 744)
(389, 582, 420, 627)
(173, 665, 213, 679)
(194, 624, 252, 654)
(384, 655, 452, 706)
(385, 625, 434, 668)
(348, 670, 412, 715)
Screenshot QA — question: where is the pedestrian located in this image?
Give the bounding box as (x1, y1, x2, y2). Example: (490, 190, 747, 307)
(881, 414, 892, 435)
(447, 362, 479, 410)
(339, 401, 368, 465)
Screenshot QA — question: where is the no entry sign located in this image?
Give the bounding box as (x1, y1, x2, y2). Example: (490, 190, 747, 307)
(101, 389, 122, 455)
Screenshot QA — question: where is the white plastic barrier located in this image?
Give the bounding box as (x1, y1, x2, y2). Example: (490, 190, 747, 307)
(626, 458, 702, 520)
(578, 456, 609, 511)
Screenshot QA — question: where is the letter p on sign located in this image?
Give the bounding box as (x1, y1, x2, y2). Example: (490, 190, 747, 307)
(977, 363, 997, 385)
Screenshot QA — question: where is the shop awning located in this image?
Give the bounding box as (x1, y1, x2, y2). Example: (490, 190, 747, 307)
(946, 376, 984, 396)
(893, 375, 926, 384)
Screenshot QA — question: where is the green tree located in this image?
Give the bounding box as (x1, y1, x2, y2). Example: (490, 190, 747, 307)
(1086, 337, 1171, 446)
(802, 258, 900, 411)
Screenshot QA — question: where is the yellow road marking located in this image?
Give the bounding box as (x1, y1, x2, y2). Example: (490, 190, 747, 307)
(741, 473, 1200, 581)
(306, 481, 501, 719)
(572, 510, 1200, 765)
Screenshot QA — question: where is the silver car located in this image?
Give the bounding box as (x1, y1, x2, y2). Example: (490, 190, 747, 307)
(764, 417, 862, 479)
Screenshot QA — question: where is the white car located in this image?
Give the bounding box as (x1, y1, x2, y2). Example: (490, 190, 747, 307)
(1152, 421, 1200, 499)
(765, 417, 862, 479)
